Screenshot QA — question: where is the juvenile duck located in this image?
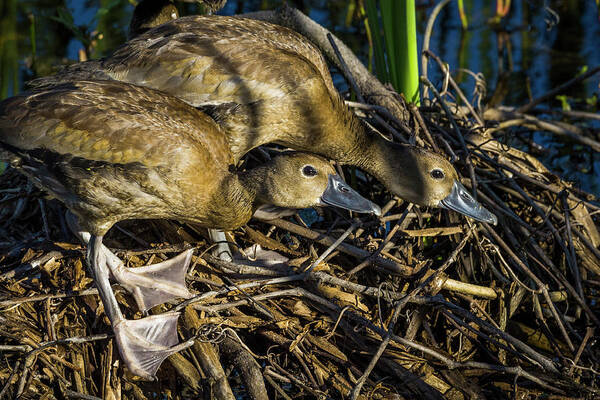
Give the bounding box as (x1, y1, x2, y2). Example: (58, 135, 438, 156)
(0, 80, 380, 379)
(29, 15, 497, 224)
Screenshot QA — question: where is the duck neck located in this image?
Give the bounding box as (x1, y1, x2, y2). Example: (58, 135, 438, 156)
(288, 96, 376, 168)
(205, 174, 255, 230)
(360, 135, 425, 203)
(236, 166, 276, 210)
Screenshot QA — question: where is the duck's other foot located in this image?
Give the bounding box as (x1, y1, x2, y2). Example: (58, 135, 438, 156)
(235, 244, 289, 267)
(114, 312, 194, 380)
(66, 212, 193, 311)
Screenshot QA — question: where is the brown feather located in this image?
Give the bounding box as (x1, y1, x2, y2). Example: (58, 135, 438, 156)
(27, 16, 459, 206)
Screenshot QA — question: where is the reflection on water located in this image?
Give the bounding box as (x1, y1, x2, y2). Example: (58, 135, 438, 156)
(1, 0, 599, 194)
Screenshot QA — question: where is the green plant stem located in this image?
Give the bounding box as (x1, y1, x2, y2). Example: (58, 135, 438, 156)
(364, 0, 389, 82)
(396, 0, 420, 104)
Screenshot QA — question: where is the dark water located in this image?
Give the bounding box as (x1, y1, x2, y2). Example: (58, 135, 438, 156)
(1, 0, 599, 193)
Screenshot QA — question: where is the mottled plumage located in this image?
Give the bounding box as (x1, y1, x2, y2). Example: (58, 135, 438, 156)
(28, 15, 495, 221)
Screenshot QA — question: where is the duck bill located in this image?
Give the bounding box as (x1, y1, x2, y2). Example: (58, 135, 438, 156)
(320, 174, 382, 216)
(440, 181, 497, 224)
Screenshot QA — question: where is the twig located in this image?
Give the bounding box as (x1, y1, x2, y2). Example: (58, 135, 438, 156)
(421, 0, 452, 99)
(266, 218, 413, 276)
(517, 65, 600, 113)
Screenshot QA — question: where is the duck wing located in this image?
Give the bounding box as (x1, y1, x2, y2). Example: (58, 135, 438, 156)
(1, 80, 232, 169)
(28, 16, 337, 108)
(0, 80, 233, 219)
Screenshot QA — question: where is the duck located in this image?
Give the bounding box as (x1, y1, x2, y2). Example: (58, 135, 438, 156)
(128, 0, 180, 39)
(29, 15, 497, 224)
(0, 79, 380, 380)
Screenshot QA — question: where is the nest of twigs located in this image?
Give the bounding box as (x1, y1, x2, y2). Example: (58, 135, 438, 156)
(1, 5, 599, 400)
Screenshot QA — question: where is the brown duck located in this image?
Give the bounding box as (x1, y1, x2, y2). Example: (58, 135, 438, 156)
(30, 15, 496, 224)
(0, 80, 380, 379)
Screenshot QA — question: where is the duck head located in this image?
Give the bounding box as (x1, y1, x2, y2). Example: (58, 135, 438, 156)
(250, 152, 381, 216)
(129, 0, 179, 38)
(369, 142, 497, 224)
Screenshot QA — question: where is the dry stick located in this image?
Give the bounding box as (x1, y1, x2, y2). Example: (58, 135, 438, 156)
(475, 181, 537, 233)
(175, 273, 304, 311)
(568, 327, 594, 375)
(188, 264, 496, 311)
(304, 219, 360, 273)
(267, 218, 413, 276)
(346, 101, 414, 138)
(561, 193, 585, 307)
(421, 76, 479, 199)
(339, 296, 563, 393)
(470, 145, 600, 211)
(409, 103, 440, 151)
(504, 177, 589, 325)
(264, 375, 294, 400)
(14, 334, 111, 398)
(484, 224, 577, 351)
(64, 390, 102, 400)
(477, 183, 600, 278)
(424, 50, 484, 127)
(195, 288, 339, 313)
(328, 33, 364, 103)
(421, 0, 452, 99)
(538, 108, 600, 121)
(38, 199, 50, 240)
(349, 205, 411, 275)
(220, 275, 274, 321)
(484, 111, 600, 152)
(514, 211, 600, 325)
(0, 287, 100, 307)
(220, 336, 268, 400)
(182, 307, 235, 400)
(430, 297, 560, 374)
(349, 229, 473, 399)
(0, 360, 20, 399)
(0, 250, 66, 281)
(471, 147, 600, 259)
(517, 65, 600, 113)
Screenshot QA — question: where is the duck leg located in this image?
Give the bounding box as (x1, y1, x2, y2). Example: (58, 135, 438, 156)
(208, 228, 233, 261)
(88, 235, 194, 380)
(66, 212, 192, 311)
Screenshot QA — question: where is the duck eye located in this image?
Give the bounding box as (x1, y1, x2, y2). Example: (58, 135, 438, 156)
(430, 169, 444, 180)
(302, 165, 318, 177)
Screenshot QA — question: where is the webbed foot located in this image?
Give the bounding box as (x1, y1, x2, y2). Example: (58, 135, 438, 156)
(113, 312, 194, 380)
(235, 244, 289, 267)
(88, 235, 193, 380)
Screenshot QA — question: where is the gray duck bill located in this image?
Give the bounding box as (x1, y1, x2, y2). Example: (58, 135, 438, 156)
(320, 174, 382, 216)
(440, 181, 498, 224)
